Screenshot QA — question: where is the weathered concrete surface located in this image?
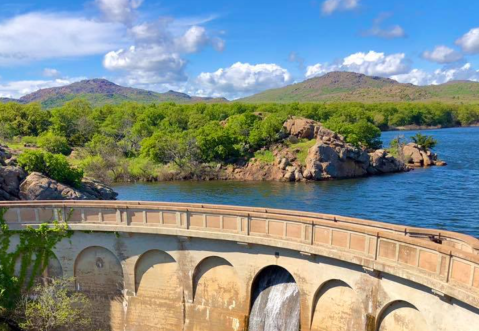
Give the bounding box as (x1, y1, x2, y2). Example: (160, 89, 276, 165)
(2, 201, 479, 331)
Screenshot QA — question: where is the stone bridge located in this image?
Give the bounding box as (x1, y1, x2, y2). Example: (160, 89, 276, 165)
(1, 201, 479, 331)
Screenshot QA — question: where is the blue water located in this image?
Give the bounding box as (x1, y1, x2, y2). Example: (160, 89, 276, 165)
(114, 127, 479, 237)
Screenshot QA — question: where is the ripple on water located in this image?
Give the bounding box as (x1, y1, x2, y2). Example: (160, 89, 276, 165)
(114, 127, 479, 238)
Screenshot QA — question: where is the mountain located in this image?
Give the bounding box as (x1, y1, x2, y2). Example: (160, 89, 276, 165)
(3, 79, 227, 109)
(240, 71, 479, 103)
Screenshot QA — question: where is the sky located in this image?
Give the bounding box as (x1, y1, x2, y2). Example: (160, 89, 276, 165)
(1, 0, 479, 99)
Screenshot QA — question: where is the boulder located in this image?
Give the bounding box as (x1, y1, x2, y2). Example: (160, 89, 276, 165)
(402, 143, 441, 167)
(304, 142, 369, 179)
(0, 166, 27, 200)
(402, 143, 424, 166)
(283, 117, 320, 140)
(80, 178, 118, 200)
(20, 172, 89, 200)
(368, 150, 406, 174)
(19, 172, 118, 201)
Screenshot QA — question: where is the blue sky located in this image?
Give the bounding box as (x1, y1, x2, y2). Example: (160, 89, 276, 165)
(1, 0, 479, 99)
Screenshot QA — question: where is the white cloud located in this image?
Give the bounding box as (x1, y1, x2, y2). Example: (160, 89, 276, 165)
(306, 51, 410, 79)
(0, 78, 84, 99)
(422, 46, 463, 64)
(42, 68, 61, 78)
(362, 13, 406, 39)
(288, 51, 305, 70)
(195, 62, 292, 99)
(96, 0, 143, 25)
(104, 19, 224, 85)
(322, 0, 359, 15)
(392, 63, 479, 85)
(456, 28, 479, 54)
(0, 13, 125, 65)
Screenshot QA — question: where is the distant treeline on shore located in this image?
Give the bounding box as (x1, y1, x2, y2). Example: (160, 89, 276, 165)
(0, 99, 477, 183)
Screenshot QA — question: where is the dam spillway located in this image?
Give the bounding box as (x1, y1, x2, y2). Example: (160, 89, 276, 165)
(1, 200, 479, 331)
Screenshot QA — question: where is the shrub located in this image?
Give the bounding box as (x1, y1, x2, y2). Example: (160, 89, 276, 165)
(18, 150, 83, 187)
(411, 133, 437, 150)
(37, 132, 71, 155)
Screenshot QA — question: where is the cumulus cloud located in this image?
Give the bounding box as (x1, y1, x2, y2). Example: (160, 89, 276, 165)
(104, 19, 224, 85)
(0, 13, 125, 65)
(195, 62, 292, 99)
(0, 77, 85, 99)
(306, 51, 410, 79)
(362, 13, 406, 39)
(42, 68, 61, 78)
(456, 27, 479, 54)
(422, 46, 463, 64)
(96, 0, 143, 25)
(392, 63, 479, 86)
(322, 0, 359, 15)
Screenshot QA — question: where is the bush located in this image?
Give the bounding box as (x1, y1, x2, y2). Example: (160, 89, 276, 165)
(18, 150, 83, 187)
(411, 133, 437, 150)
(37, 132, 71, 155)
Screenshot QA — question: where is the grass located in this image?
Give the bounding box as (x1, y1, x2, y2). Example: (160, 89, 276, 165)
(288, 139, 317, 165)
(254, 150, 275, 164)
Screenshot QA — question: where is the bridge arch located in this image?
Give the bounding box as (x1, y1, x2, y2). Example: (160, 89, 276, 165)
(126, 249, 182, 331)
(74, 245, 124, 294)
(134, 249, 176, 295)
(249, 265, 301, 331)
(376, 300, 429, 331)
(310, 279, 364, 331)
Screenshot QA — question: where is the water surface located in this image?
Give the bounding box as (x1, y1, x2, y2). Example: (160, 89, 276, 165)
(114, 127, 479, 237)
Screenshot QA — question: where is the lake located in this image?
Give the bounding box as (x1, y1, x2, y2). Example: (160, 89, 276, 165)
(114, 127, 479, 237)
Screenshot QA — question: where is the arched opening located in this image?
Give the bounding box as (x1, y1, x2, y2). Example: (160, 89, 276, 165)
(74, 246, 123, 294)
(188, 256, 244, 331)
(193, 256, 240, 308)
(127, 250, 182, 331)
(74, 246, 125, 331)
(249, 265, 300, 331)
(14, 253, 63, 284)
(310, 279, 364, 331)
(377, 301, 429, 331)
(134, 249, 176, 295)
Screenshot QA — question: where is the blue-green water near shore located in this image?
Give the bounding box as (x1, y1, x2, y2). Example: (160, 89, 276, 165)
(114, 127, 479, 237)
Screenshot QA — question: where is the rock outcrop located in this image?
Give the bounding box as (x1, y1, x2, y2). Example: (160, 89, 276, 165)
(0, 145, 118, 201)
(402, 143, 446, 167)
(19, 172, 118, 201)
(0, 166, 27, 200)
(228, 117, 408, 182)
(303, 127, 405, 180)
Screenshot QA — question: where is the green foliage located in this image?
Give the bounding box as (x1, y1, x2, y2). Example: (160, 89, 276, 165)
(254, 150, 275, 164)
(19, 278, 92, 331)
(411, 133, 438, 150)
(0, 208, 72, 321)
(324, 118, 382, 149)
(17, 151, 83, 187)
(37, 132, 71, 155)
(2, 99, 477, 183)
(289, 139, 317, 164)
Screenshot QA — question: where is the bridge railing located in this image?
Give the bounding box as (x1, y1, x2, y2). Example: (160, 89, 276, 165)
(1, 201, 479, 300)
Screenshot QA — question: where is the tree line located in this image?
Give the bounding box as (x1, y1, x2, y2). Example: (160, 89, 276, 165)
(0, 100, 477, 183)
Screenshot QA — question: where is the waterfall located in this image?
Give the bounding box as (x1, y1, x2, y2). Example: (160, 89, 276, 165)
(248, 267, 300, 331)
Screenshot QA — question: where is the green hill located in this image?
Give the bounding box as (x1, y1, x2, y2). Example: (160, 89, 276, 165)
(240, 72, 479, 103)
(6, 79, 227, 109)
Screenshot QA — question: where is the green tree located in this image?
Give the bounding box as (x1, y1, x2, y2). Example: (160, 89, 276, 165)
(17, 151, 83, 187)
(37, 132, 71, 155)
(19, 278, 92, 331)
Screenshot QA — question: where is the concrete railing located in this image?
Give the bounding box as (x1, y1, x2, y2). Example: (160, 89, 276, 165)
(1, 200, 479, 307)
